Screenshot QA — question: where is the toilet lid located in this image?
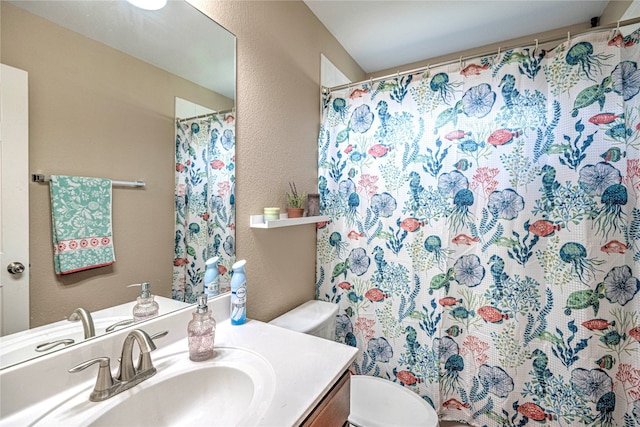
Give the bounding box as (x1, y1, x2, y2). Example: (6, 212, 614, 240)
(349, 375, 438, 427)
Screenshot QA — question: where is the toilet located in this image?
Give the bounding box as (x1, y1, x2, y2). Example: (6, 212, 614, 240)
(270, 300, 439, 427)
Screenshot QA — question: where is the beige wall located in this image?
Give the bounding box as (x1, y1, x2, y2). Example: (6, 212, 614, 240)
(1, 0, 364, 327)
(189, 0, 365, 322)
(1, 2, 234, 327)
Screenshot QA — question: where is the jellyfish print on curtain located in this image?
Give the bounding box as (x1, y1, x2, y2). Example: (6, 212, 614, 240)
(317, 28, 640, 426)
(173, 113, 235, 303)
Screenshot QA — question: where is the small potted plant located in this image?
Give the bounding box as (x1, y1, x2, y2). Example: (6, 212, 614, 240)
(285, 182, 306, 218)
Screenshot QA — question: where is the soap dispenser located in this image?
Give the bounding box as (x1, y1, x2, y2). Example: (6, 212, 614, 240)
(188, 294, 216, 361)
(128, 282, 160, 322)
(204, 256, 220, 297)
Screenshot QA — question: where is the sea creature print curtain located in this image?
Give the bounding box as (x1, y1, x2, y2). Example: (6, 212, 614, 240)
(173, 113, 236, 303)
(317, 28, 640, 426)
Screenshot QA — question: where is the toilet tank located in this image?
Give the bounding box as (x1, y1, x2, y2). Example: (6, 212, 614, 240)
(269, 300, 339, 340)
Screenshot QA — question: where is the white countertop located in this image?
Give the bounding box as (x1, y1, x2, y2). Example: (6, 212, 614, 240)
(0, 295, 358, 426)
(222, 319, 358, 425)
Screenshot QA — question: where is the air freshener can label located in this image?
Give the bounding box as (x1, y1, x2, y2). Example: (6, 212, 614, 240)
(234, 283, 246, 303)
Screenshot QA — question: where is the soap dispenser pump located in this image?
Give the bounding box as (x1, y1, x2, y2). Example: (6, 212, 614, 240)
(188, 294, 216, 361)
(128, 282, 160, 322)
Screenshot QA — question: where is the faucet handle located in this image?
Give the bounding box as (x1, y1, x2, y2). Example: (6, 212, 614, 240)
(69, 357, 114, 402)
(150, 330, 169, 341)
(137, 331, 168, 372)
(105, 318, 135, 333)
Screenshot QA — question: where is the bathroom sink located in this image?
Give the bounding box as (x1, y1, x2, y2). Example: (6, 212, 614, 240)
(33, 346, 276, 426)
(91, 365, 254, 426)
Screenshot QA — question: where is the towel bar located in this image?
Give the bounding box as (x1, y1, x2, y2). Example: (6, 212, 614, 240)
(32, 174, 145, 188)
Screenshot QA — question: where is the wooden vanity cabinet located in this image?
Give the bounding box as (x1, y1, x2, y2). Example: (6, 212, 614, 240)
(301, 370, 351, 427)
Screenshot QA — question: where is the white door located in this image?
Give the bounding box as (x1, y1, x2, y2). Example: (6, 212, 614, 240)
(0, 64, 30, 336)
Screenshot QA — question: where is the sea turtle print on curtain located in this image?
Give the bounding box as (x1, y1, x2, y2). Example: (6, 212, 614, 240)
(173, 113, 236, 303)
(317, 28, 640, 426)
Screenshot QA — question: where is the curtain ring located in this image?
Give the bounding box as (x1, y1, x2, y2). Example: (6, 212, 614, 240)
(422, 64, 431, 79)
(567, 31, 571, 45)
(616, 21, 621, 32)
(534, 38, 539, 52)
(497, 46, 501, 58)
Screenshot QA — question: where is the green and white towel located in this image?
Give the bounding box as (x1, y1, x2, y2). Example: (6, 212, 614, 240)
(50, 175, 115, 275)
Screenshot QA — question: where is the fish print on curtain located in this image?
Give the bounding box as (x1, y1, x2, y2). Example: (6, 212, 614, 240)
(317, 29, 640, 426)
(173, 113, 236, 303)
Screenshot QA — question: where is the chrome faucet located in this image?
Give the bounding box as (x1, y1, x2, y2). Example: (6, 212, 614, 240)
(67, 307, 96, 339)
(116, 329, 157, 382)
(69, 329, 161, 402)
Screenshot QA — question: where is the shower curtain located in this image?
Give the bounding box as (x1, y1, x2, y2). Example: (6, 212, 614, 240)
(173, 113, 235, 303)
(317, 29, 640, 426)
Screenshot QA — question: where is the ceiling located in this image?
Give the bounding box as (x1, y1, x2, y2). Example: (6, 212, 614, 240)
(11, 1, 639, 92)
(8, 0, 236, 100)
(304, 0, 619, 73)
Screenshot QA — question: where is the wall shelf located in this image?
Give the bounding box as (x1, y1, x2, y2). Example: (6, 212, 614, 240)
(250, 215, 330, 229)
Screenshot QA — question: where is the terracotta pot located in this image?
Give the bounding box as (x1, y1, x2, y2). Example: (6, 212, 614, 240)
(287, 208, 304, 218)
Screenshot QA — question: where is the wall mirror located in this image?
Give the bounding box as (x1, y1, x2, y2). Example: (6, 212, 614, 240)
(173, 97, 236, 301)
(0, 0, 235, 369)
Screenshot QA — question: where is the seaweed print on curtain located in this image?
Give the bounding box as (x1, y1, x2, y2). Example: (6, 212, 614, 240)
(317, 28, 640, 426)
(173, 113, 235, 303)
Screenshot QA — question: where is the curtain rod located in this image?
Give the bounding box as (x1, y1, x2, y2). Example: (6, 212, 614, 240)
(323, 16, 640, 93)
(176, 108, 235, 123)
(32, 174, 145, 188)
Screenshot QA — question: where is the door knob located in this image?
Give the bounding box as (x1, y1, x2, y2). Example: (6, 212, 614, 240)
(7, 262, 25, 275)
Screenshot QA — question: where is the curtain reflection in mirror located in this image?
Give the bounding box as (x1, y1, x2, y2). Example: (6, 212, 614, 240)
(173, 112, 236, 303)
